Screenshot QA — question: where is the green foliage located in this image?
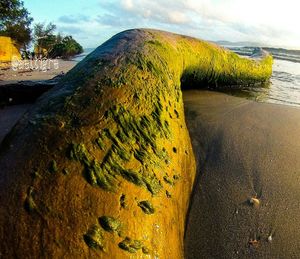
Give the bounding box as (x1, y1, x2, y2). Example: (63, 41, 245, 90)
(49, 35, 83, 59)
(33, 22, 56, 55)
(33, 22, 83, 59)
(0, 0, 33, 49)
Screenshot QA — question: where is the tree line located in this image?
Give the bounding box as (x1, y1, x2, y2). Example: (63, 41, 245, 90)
(0, 0, 83, 59)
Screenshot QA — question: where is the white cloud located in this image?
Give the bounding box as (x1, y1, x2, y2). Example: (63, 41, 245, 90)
(55, 0, 300, 49)
(121, 0, 134, 10)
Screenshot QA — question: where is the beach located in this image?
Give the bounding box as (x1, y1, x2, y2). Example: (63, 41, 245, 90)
(0, 59, 76, 85)
(0, 60, 76, 143)
(1, 63, 300, 258)
(2, 77, 300, 258)
(0, 30, 299, 258)
(184, 90, 300, 258)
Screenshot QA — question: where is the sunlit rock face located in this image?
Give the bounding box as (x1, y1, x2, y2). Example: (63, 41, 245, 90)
(0, 29, 272, 258)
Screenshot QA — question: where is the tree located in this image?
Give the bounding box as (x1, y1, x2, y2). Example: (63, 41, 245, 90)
(0, 0, 33, 50)
(33, 23, 83, 59)
(49, 35, 83, 59)
(33, 22, 57, 56)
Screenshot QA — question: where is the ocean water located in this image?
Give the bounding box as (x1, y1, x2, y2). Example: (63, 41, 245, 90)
(216, 58, 300, 107)
(77, 47, 300, 107)
(72, 48, 95, 62)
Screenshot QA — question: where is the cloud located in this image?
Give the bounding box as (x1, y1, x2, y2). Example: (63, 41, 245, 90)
(58, 15, 90, 24)
(53, 0, 300, 49)
(57, 25, 85, 35)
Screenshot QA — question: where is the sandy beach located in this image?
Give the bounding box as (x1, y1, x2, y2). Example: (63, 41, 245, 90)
(184, 90, 300, 258)
(0, 59, 76, 85)
(0, 60, 77, 144)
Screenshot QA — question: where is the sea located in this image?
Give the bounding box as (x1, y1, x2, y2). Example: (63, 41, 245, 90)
(76, 46, 300, 107)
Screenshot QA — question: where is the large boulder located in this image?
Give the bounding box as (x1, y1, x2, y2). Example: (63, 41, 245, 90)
(0, 29, 272, 258)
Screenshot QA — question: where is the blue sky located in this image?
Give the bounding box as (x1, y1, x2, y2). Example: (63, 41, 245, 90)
(23, 0, 300, 49)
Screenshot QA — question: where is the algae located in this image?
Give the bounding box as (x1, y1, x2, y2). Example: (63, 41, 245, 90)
(118, 237, 143, 253)
(138, 200, 155, 214)
(98, 216, 121, 233)
(120, 194, 126, 209)
(163, 175, 174, 186)
(48, 160, 58, 173)
(24, 187, 38, 214)
(142, 246, 150, 254)
(83, 225, 104, 250)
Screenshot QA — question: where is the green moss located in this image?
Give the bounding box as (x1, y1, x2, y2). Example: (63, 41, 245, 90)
(24, 187, 38, 214)
(68, 143, 115, 191)
(62, 168, 69, 175)
(48, 160, 58, 173)
(119, 169, 144, 186)
(99, 216, 121, 233)
(31, 170, 42, 179)
(166, 190, 172, 198)
(173, 174, 180, 181)
(138, 200, 155, 214)
(174, 109, 179, 118)
(120, 194, 126, 209)
(142, 246, 150, 254)
(163, 175, 174, 186)
(65, 30, 272, 200)
(95, 136, 105, 150)
(68, 143, 90, 166)
(118, 237, 142, 253)
(83, 225, 104, 250)
(143, 174, 162, 195)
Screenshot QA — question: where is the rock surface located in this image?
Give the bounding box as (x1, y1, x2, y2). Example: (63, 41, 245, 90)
(0, 29, 272, 258)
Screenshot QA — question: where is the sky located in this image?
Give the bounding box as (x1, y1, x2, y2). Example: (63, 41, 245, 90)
(23, 0, 300, 49)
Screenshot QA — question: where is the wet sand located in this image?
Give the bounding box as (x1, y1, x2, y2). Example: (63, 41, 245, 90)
(184, 90, 300, 258)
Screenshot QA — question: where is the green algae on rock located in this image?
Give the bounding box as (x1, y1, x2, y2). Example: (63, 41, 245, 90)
(118, 237, 143, 253)
(138, 200, 155, 214)
(0, 29, 272, 259)
(98, 216, 121, 233)
(83, 225, 105, 250)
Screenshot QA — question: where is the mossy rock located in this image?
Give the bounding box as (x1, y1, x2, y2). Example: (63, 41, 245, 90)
(0, 29, 272, 258)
